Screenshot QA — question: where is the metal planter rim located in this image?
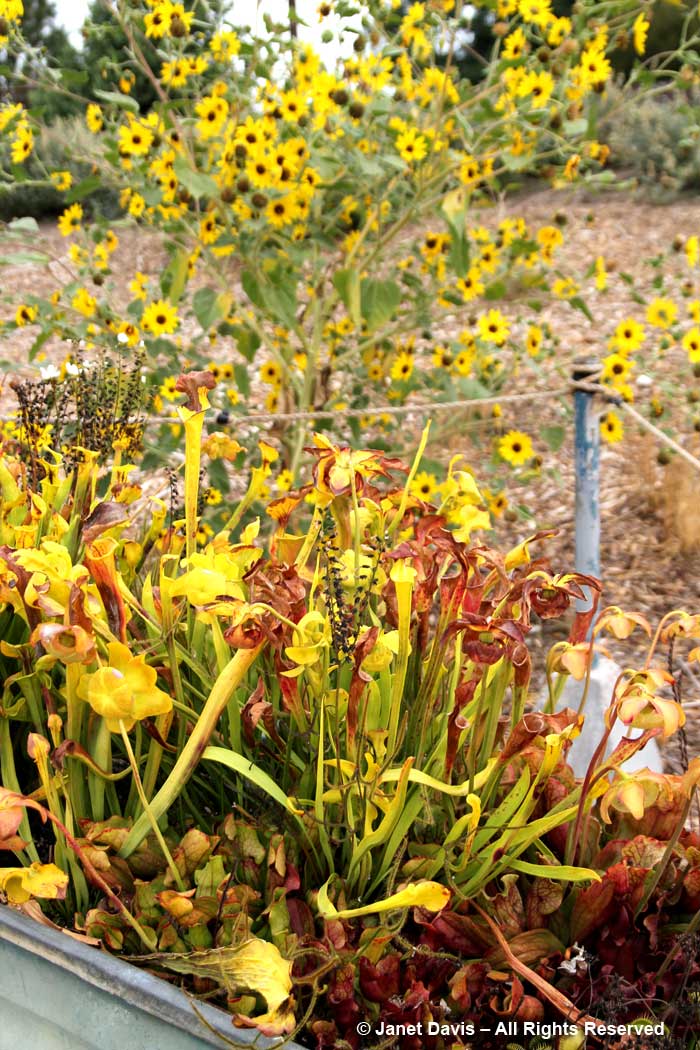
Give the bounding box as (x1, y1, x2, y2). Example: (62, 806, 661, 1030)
(0, 903, 304, 1049)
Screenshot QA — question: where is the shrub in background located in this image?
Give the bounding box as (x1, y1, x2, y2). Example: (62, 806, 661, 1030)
(600, 84, 700, 195)
(0, 117, 120, 220)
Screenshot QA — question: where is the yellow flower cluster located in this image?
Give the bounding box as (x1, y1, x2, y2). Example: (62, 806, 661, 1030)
(0, 101, 32, 162)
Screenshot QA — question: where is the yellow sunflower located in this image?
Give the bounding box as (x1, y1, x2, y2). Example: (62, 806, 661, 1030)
(600, 411, 623, 444)
(646, 298, 677, 329)
(478, 309, 510, 345)
(390, 351, 414, 382)
(57, 203, 83, 237)
(499, 430, 534, 466)
(682, 327, 700, 363)
(410, 471, 439, 501)
(142, 299, 179, 336)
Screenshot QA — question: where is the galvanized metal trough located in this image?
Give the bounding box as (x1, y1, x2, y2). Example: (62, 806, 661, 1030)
(0, 905, 300, 1050)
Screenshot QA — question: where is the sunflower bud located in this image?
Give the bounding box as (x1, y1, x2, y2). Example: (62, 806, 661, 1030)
(169, 14, 187, 37)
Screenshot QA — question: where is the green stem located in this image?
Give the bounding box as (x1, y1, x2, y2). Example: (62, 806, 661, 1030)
(118, 644, 264, 858)
(65, 663, 88, 820)
(88, 716, 111, 822)
(119, 722, 185, 891)
(141, 710, 174, 805)
(387, 422, 431, 538)
(387, 578, 414, 758)
(181, 409, 205, 563)
(465, 673, 488, 796)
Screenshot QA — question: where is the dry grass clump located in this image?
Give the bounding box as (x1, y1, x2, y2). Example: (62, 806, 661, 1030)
(631, 433, 700, 554)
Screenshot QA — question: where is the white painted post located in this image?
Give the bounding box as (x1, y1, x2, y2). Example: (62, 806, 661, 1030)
(564, 360, 662, 775)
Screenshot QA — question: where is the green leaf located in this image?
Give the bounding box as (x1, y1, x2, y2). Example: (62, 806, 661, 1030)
(355, 154, 385, 178)
(381, 765, 494, 797)
(161, 249, 189, 305)
(317, 878, 335, 918)
(459, 803, 585, 896)
(509, 858, 601, 882)
(241, 269, 264, 310)
(484, 280, 507, 301)
(194, 855, 226, 898)
(232, 326, 260, 364)
(360, 278, 401, 333)
(65, 175, 103, 204)
(94, 89, 139, 113)
(192, 287, 230, 330)
(509, 238, 538, 258)
(61, 69, 88, 88)
(202, 746, 303, 821)
(241, 267, 297, 327)
(144, 336, 176, 355)
(173, 155, 218, 200)
(349, 415, 361, 443)
(193, 287, 217, 329)
(448, 233, 470, 279)
(333, 268, 361, 327)
(28, 328, 51, 362)
(371, 791, 424, 892)
(441, 186, 466, 229)
(266, 267, 298, 327)
(563, 118, 588, 137)
(472, 768, 530, 853)
(347, 759, 413, 886)
(233, 363, 250, 396)
(142, 186, 163, 207)
(9, 163, 28, 183)
(501, 152, 532, 172)
(206, 457, 231, 495)
(541, 425, 565, 452)
(568, 296, 593, 322)
(0, 251, 50, 266)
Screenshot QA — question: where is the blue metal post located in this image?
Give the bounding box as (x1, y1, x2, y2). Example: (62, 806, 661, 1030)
(573, 359, 600, 617)
(565, 362, 661, 774)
